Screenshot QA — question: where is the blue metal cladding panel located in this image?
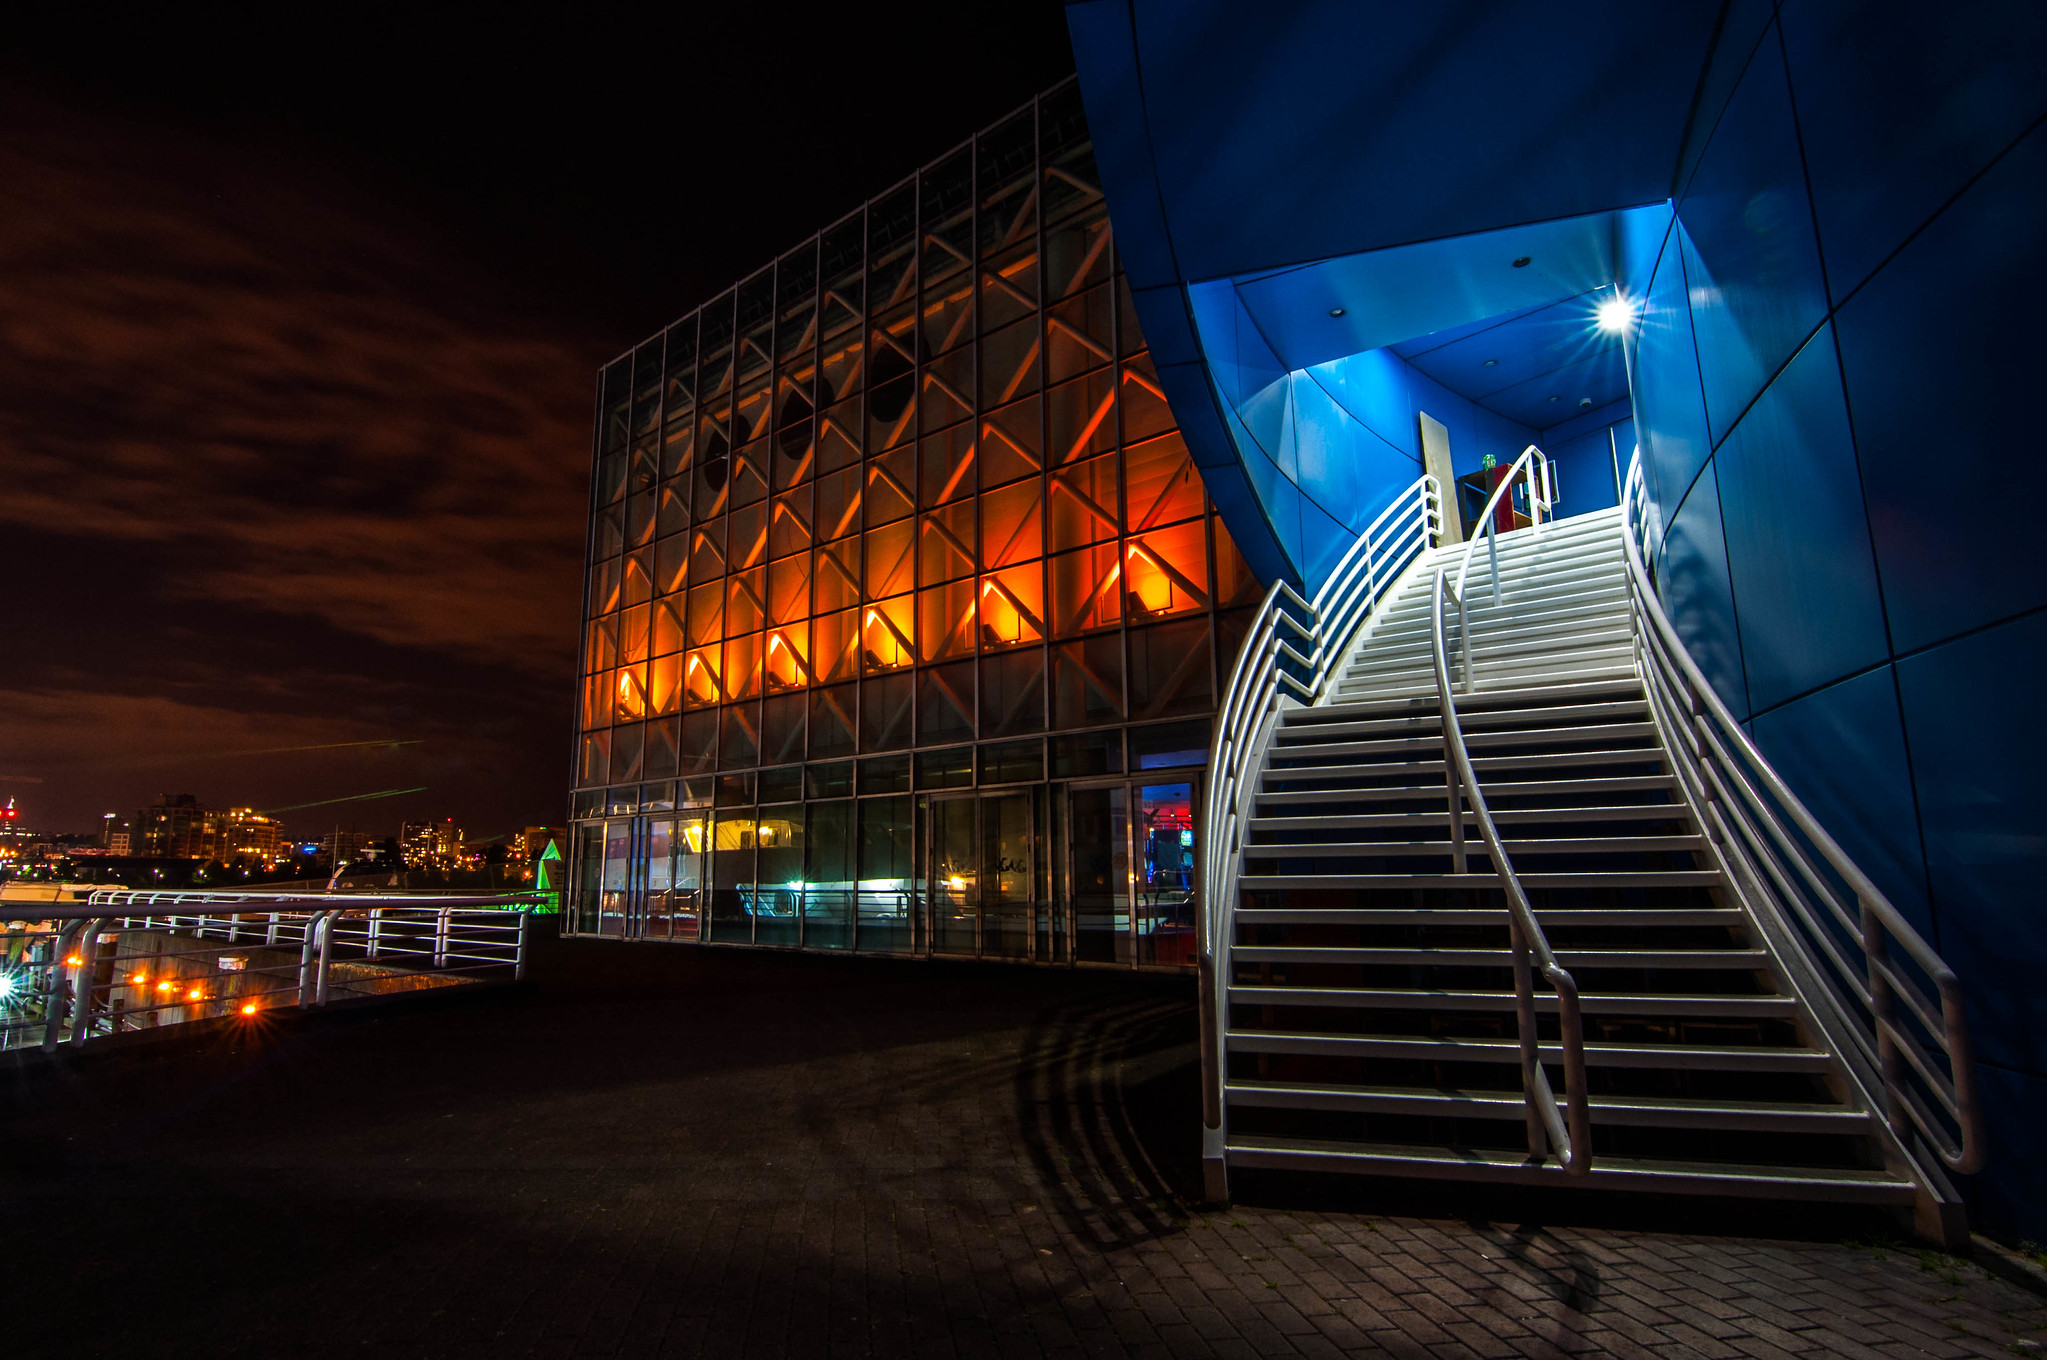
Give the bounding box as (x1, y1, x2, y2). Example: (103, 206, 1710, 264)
(1546, 423, 1626, 518)
(1715, 325, 1889, 713)
(1747, 664, 1933, 940)
(1676, 29, 1832, 447)
(1974, 1064, 2047, 1244)
(1669, 0, 1778, 199)
(1657, 461, 1750, 722)
(1836, 121, 2047, 656)
(1895, 607, 2047, 1077)
(1780, 0, 2047, 306)
(1632, 229, 1713, 512)
(1113, 1, 1717, 284)
(1305, 349, 1416, 459)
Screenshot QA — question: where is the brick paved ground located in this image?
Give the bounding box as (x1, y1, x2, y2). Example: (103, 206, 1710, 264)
(3, 928, 2041, 1358)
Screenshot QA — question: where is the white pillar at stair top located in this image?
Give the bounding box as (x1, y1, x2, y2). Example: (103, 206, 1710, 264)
(1418, 411, 1461, 546)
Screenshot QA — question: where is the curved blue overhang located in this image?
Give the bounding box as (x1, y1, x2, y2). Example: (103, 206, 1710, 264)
(1067, 0, 1721, 589)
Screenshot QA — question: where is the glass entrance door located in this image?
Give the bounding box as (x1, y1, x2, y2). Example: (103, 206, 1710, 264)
(928, 792, 1037, 959)
(980, 792, 1033, 960)
(1066, 780, 1197, 967)
(930, 795, 978, 955)
(1068, 785, 1129, 963)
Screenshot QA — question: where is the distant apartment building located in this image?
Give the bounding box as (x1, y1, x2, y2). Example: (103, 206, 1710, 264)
(132, 796, 287, 864)
(400, 818, 463, 869)
(221, 808, 286, 863)
(317, 828, 379, 865)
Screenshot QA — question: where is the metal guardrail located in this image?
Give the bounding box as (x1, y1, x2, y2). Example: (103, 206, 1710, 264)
(1620, 454, 1983, 1175)
(1430, 442, 1589, 1173)
(0, 891, 537, 1055)
(1446, 443, 1554, 693)
(1197, 474, 1442, 1178)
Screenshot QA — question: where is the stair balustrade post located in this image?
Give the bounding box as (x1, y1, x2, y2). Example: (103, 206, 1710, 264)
(1512, 924, 1545, 1158)
(315, 910, 338, 1006)
(1861, 899, 1910, 1136)
(1445, 749, 1467, 875)
(68, 918, 114, 1045)
(40, 921, 88, 1052)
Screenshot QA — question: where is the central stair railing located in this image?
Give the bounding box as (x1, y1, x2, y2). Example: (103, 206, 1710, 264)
(1197, 474, 1441, 1198)
(1620, 453, 1984, 1180)
(1426, 446, 1591, 1174)
(1446, 443, 1554, 692)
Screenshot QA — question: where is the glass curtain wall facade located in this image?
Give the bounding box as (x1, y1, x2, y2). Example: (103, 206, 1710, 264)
(567, 79, 1260, 968)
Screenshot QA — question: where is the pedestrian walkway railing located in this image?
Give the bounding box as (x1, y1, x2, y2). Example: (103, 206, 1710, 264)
(0, 891, 539, 1055)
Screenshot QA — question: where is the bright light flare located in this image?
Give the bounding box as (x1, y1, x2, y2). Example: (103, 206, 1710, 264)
(240, 1002, 258, 1016)
(1595, 294, 1637, 334)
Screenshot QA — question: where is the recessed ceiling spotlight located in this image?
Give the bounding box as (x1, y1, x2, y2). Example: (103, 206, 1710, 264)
(1512, 256, 1532, 268)
(1580, 397, 1594, 407)
(1482, 359, 1498, 367)
(1328, 307, 1346, 317)
(1548, 395, 1560, 402)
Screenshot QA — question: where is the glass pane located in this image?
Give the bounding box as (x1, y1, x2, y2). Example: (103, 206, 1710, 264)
(803, 800, 855, 950)
(600, 819, 633, 939)
(753, 804, 805, 947)
(646, 819, 674, 939)
(708, 810, 756, 943)
(856, 796, 915, 953)
(981, 791, 1033, 960)
(572, 824, 603, 934)
(672, 812, 708, 940)
(1136, 783, 1196, 966)
(930, 797, 976, 956)
(1069, 786, 1128, 964)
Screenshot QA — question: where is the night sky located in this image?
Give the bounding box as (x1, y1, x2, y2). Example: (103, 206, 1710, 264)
(0, 8, 1077, 841)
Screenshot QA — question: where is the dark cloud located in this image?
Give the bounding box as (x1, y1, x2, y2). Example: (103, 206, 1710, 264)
(0, 8, 1077, 840)
(0, 91, 593, 837)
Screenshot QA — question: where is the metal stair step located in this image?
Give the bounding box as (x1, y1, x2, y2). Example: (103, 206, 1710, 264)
(1254, 774, 1678, 806)
(1269, 721, 1664, 763)
(1221, 1136, 1917, 1204)
(1225, 987, 1797, 1018)
(1224, 1081, 1871, 1134)
(1309, 678, 1643, 721)
(1238, 871, 1724, 889)
(1280, 699, 1648, 739)
(1241, 834, 1707, 857)
(1246, 804, 1692, 832)
(1231, 907, 1741, 927)
(1229, 946, 1769, 969)
(1226, 1030, 1835, 1072)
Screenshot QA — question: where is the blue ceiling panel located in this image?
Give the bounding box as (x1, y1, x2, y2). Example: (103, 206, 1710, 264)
(1075, 0, 1719, 287)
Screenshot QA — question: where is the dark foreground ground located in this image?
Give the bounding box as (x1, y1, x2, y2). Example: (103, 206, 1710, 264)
(2, 926, 2041, 1358)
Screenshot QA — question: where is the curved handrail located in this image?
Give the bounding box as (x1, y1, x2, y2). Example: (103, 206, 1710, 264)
(1197, 474, 1442, 1158)
(1619, 453, 1982, 1175)
(1430, 565, 1592, 1173)
(1446, 444, 1553, 691)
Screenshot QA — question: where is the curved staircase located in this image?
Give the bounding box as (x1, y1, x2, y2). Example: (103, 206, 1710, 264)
(1199, 460, 1982, 1244)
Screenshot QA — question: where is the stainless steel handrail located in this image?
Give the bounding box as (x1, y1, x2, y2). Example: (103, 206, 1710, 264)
(1447, 444, 1554, 692)
(1619, 452, 1983, 1174)
(1430, 564, 1592, 1173)
(1197, 474, 1442, 1185)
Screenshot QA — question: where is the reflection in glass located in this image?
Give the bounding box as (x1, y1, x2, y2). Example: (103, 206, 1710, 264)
(1135, 783, 1195, 966)
(930, 796, 976, 955)
(1070, 786, 1128, 963)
